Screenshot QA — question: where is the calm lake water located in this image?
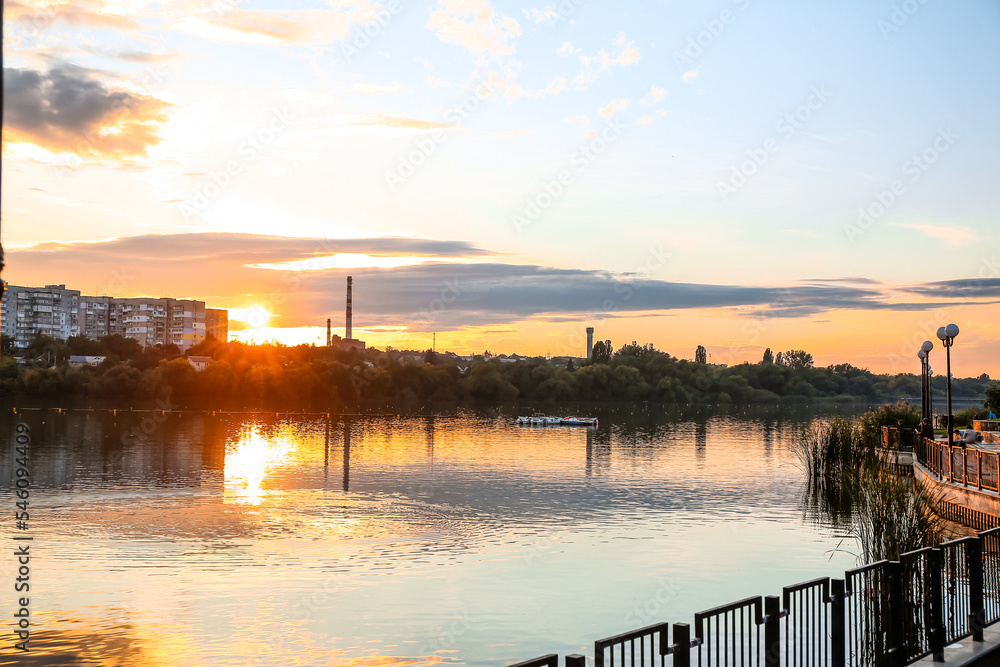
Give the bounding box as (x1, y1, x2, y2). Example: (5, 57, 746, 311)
(0, 405, 866, 666)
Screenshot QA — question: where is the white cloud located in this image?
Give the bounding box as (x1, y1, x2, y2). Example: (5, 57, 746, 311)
(428, 76, 453, 88)
(598, 98, 629, 119)
(524, 6, 559, 23)
(682, 67, 699, 83)
(640, 85, 667, 105)
(173, 4, 381, 46)
(564, 115, 589, 130)
(506, 76, 567, 99)
(636, 115, 653, 126)
(173, 17, 281, 45)
(412, 56, 432, 68)
(890, 222, 977, 246)
(572, 32, 641, 90)
(426, 0, 521, 60)
(556, 41, 577, 57)
(352, 81, 405, 95)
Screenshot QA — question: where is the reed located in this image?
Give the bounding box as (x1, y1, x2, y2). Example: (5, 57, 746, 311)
(797, 410, 945, 563)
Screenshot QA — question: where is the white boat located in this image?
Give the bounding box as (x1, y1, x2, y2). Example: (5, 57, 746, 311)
(560, 417, 598, 426)
(517, 415, 562, 425)
(516, 415, 598, 426)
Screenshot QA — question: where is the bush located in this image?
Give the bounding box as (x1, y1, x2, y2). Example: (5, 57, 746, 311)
(858, 401, 920, 448)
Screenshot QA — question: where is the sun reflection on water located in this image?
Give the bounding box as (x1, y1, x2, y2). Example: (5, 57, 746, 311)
(224, 425, 294, 505)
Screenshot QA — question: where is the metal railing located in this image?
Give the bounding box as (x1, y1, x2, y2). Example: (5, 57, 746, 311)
(508, 528, 998, 667)
(694, 596, 766, 666)
(594, 621, 670, 667)
(914, 435, 1000, 492)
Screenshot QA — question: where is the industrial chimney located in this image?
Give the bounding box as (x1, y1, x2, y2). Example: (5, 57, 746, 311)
(346, 276, 353, 340)
(586, 327, 594, 360)
(327, 318, 332, 346)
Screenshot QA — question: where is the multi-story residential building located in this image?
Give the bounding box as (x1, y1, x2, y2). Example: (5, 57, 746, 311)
(78, 296, 113, 339)
(167, 299, 206, 349)
(1, 284, 212, 351)
(1, 284, 80, 348)
(206, 308, 229, 342)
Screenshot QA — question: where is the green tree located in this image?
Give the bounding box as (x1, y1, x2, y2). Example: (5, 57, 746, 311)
(762, 348, 774, 364)
(25, 334, 65, 365)
(695, 345, 707, 364)
(780, 349, 814, 370)
(591, 340, 612, 364)
(99, 334, 141, 361)
(985, 382, 1000, 414)
(2, 334, 17, 356)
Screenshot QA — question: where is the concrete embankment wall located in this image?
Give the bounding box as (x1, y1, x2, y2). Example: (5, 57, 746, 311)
(914, 462, 1000, 530)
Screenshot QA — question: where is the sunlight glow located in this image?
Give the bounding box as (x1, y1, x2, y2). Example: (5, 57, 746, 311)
(224, 428, 293, 505)
(230, 326, 325, 346)
(227, 306, 272, 327)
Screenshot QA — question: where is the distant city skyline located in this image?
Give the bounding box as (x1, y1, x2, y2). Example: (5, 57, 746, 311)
(2, 0, 998, 375)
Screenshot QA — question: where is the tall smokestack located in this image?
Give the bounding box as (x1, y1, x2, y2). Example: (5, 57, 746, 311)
(327, 318, 332, 346)
(586, 327, 594, 360)
(346, 276, 353, 340)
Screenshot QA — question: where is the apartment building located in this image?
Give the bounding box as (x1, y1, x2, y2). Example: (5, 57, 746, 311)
(206, 308, 229, 341)
(1, 284, 80, 348)
(2, 284, 211, 351)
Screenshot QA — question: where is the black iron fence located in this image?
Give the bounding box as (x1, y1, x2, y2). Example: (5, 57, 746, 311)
(508, 527, 1000, 667)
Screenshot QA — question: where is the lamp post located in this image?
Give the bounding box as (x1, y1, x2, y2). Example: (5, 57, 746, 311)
(921, 340, 934, 423)
(927, 365, 933, 430)
(918, 349, 928, 421)
(937, 324, 959, 449)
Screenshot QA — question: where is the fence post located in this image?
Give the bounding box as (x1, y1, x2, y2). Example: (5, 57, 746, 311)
(672, 622, 690, 667)
(831, 578, 845, 667)
(964, 447, 969, 486)
(886, 561, 905, 667)
(565, 655, 586, 667)
(978, 450, 983, 490)
(929, 548, 945, 661)
(764, 595, 780, 667)
(968, 538, 984, 642)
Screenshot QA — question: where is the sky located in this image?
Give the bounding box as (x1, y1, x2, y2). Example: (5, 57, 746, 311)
(2, 0, 999, 376)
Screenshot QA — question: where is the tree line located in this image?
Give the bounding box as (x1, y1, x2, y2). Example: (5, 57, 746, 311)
(1, 333, 996, 410)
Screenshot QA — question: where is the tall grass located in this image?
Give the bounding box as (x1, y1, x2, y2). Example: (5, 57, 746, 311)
(796, 408, 946, 563)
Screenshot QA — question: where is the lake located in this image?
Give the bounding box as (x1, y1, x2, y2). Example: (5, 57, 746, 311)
(0, 405, 866, 666)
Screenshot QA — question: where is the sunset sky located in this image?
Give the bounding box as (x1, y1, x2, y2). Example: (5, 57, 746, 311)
(2, 0, 999, 376)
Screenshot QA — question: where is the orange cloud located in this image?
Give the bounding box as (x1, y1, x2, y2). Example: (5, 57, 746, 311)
(3, 0, 140, 30)
(3, 64, 171, 158)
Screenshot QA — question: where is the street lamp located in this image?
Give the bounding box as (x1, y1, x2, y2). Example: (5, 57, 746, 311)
(921, 340, 934, 423)
(937, 324, 960, 449)
(918, 349, 928, 422)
